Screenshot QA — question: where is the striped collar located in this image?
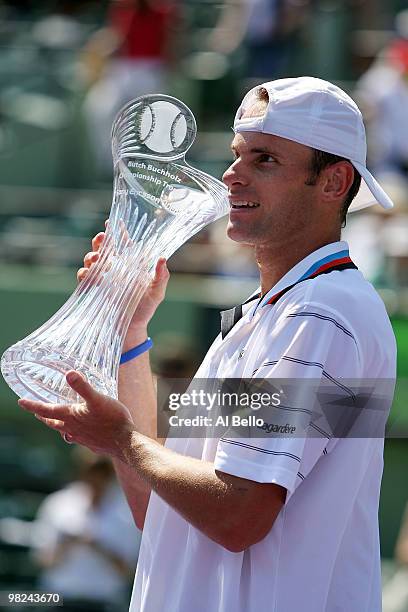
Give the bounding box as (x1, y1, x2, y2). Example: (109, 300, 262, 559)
(253, 241, 354, 314)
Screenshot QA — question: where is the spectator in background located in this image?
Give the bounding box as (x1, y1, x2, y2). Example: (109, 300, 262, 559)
(355, 11, 408, 181)
(209, 0, 309, 80)
(33, 448, 140, 612)
(383, 499, 408, 612)
(83, 0, 180, 176)
(243, 0, 308, 79)
(350, 11, 408, 292)
(342, 175, 408, 289)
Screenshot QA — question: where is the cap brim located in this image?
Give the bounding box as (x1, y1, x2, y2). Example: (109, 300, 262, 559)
(349, 161, 394, 213)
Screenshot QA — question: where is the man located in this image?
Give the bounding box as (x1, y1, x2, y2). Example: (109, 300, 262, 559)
(20, 77, 397, 611)
(383, 498, 408, 612)
(33, 449, 139, 611)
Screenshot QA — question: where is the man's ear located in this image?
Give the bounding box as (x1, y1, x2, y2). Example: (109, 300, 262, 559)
(320, 162, 354, 201)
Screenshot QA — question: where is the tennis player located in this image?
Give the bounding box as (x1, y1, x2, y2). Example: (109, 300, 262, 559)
(20, 77, 397, 612)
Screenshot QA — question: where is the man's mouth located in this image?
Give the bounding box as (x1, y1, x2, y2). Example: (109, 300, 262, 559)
(230, 201, 260, 209)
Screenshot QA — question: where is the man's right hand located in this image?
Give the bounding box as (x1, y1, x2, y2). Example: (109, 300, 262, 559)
(77, 228, 170, 346)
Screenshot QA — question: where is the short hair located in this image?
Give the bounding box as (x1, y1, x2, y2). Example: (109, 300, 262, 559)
(254, 87, 362, 225)
(256, 86, 269, 105)
(305, 150, 361, 225)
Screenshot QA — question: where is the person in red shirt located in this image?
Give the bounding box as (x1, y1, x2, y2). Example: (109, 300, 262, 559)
(109, 0, 177, 63)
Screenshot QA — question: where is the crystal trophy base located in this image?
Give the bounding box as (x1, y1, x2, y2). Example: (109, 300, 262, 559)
(3, 347, 112, 404)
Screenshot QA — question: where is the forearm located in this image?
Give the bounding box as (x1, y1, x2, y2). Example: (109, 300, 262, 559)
(112, 459, 150, 529)
(22, 339, 283, 549)
(118, 326, 157, 438)
(121, 431, 279, 552)
(114, 326, 160, 528)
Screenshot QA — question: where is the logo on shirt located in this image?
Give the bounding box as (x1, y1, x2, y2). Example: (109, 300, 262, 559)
(238, 348, 246, 360)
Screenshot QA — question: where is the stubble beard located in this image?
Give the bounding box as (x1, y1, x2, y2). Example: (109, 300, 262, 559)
(226, 211, 286, 247)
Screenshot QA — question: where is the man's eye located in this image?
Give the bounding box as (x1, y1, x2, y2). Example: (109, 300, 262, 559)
(259, 154, 276, 163)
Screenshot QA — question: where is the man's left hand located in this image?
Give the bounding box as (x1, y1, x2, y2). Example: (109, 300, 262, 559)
(18, 371, 133, 460)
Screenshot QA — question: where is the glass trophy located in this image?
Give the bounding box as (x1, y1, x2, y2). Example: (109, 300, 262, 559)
(1, 95, 229, 403)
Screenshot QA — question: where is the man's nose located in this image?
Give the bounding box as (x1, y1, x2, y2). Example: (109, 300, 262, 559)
(222, 159, 249, 187)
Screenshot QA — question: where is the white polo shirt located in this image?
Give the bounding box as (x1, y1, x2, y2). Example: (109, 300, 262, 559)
(130, 240, 396, 612)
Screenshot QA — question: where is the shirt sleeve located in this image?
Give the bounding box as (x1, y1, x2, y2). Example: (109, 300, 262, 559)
(214, 304, 363, 497)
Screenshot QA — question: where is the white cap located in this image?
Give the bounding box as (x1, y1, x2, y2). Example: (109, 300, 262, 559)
(234, 76, 394, 213)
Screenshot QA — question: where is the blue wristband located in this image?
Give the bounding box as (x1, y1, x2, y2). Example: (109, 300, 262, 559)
(120, 337, 153, 365)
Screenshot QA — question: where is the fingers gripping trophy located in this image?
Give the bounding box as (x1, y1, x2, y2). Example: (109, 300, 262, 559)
(1, 95, 229, 403)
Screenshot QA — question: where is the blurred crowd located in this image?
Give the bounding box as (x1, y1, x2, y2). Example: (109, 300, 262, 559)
(32, 449, 139, 612)
(0, 447, 140, 611)
(1, 1, 408, 609)
(0, 0, 407, 295)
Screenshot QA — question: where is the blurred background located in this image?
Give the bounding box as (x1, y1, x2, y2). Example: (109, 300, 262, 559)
(0, 0, 408, 610)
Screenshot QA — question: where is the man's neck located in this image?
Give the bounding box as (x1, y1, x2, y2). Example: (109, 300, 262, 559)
(255, 234, 341, 296)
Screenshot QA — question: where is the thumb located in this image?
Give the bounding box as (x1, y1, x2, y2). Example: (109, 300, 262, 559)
(156, 257, 169, 274)
(152, 258, 170, 292)
(66, 370, 98, 403)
